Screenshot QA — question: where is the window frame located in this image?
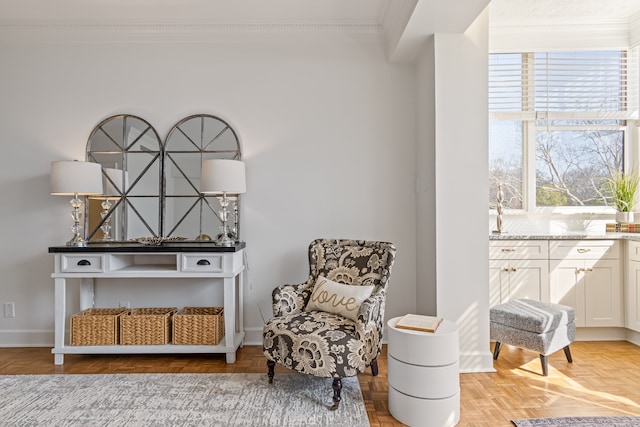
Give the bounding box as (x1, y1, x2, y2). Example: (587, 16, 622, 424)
(489, 48, 639, 214)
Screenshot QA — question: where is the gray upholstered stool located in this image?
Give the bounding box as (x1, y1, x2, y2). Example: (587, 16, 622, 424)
(490, 299, 575, 376)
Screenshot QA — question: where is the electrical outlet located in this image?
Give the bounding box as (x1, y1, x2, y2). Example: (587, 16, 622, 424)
(4, 302, 15, 318)
(119, 301, 130, 309)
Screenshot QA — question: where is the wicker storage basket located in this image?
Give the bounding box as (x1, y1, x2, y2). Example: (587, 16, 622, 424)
(70, 308, 128, 346)
(173, 307, 225, 345)
(120, 307, 177, 345)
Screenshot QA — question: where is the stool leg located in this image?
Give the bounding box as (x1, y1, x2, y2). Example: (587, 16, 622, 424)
(563, 346, 573, 363)
(493, 342, 502, 360)
(540, 354, 548, 376)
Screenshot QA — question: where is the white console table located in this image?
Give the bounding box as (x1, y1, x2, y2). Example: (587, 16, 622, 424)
(49, 242, 245, 365)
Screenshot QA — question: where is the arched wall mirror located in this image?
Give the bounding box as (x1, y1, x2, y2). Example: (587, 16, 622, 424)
(85, 113, 242, 242)
(164, 114, 242, 240)
(86, 115, 162, 241)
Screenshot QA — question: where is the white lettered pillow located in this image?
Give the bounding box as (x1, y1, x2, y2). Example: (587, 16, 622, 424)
(305, 276, 374, 321)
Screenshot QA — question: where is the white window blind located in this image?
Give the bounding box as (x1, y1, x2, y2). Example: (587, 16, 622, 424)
(489, 50, 638, 120)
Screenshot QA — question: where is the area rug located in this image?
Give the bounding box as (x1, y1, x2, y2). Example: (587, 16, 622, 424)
(0, 373, 369, 427)
(512, 416, 640, 426)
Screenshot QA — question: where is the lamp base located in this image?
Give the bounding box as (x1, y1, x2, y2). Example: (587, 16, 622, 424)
(67, 194, 87, 247)
(215, 233, 234, 246)
(216, 239, 235, 247)
(66, 238, 88, 247)
(216, 192, 235, 246)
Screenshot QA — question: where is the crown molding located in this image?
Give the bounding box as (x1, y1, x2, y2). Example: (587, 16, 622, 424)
(0, 21, 384, 43)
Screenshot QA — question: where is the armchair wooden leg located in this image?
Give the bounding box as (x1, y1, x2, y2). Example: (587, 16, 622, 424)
(267, 360, 275, 384)
(540, 354, 548, 376)
(563, 346, 573, 363)
(329, 378, 342, 411)
(493, 342, 502, 360)
(370, 358, 379, 376)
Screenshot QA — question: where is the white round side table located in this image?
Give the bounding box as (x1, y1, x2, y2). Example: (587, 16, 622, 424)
(387, 317, 460, 427)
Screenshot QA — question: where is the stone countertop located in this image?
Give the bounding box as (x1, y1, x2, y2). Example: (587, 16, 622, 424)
(489, 232, 640, 241)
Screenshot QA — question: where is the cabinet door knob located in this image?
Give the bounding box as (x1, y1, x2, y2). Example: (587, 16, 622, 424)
(511, 267, 517, 272)
(501, 248, 516, 253)
(77, 259, 91, 266)
(197, 259, 210, 266)
(577, 248, 591, 253)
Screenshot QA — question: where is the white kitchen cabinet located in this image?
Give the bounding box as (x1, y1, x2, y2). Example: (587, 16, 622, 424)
(549, 240, 623, 327)
(489, 259, 549, 306)
(489, 241, 549, 307)
(626, 241, 640, 332)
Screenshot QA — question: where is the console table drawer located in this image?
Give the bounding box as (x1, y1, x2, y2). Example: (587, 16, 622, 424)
(60, 255, 105, 273)
(181, 254, 223, 272)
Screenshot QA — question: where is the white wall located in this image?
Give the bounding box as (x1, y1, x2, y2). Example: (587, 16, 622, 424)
(0, 31, 417, 346)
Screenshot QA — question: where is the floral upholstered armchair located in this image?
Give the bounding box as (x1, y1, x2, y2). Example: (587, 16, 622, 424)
(262, 238, 396, 410)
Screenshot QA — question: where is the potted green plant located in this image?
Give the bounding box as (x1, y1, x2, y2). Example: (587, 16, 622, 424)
(609, 171, 640, 223)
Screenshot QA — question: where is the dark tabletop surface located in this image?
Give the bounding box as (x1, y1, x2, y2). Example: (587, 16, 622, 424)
(49, 241, 246, 253)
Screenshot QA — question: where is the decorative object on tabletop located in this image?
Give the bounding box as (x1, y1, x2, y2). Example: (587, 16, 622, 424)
(492, 182, 505, 234)
(200, 159, 247, 246)
(50, 160, 104, 247)
(606, 222, 640, 233)
(395, 313, 443, 333)
(132, 236, 187, 246)
(609, 171, 639, 224)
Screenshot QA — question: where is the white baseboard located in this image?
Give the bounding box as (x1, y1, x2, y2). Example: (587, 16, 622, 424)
(243, 327, 264, 346)
(459, 350, 496, 373)
(625, 329, 640, 346)
(575, 327, 628, 341)
(0, 329, 54, 347)
(5, 327, 637, 354)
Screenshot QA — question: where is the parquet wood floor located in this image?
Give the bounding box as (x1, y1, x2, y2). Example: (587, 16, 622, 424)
(1, 341, 640, 426)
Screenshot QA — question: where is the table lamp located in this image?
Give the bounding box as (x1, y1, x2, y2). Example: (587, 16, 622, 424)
(97, 168, 127, 241)
(200, 159, 246, 246)
(50, 160, 103, 246)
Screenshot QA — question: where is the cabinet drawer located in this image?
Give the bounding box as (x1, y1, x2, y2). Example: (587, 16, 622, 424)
(181, 254, 223, 272)
(489, 240, 548, 260)
(549, 240, 619, 260)
(60, 254, 105, 273)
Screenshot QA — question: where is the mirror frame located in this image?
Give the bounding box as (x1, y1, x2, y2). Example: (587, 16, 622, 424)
(84, 113, 242, 242)
(85, 114, 163, 241)
(163, 114, 242, 240)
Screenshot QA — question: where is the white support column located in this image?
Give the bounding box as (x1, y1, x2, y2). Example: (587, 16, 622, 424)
(433, 7, 494, 372)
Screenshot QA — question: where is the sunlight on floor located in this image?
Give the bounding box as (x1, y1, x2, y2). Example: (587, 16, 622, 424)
(511, 359, 640, 415)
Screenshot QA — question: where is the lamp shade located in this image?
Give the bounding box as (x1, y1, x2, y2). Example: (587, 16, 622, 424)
(104, 168, 128, 197)
(50, 160, 103, 196)
(200, 159, 246, 195)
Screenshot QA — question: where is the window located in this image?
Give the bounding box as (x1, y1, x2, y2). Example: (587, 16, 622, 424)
(489, 50, 637, 211)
